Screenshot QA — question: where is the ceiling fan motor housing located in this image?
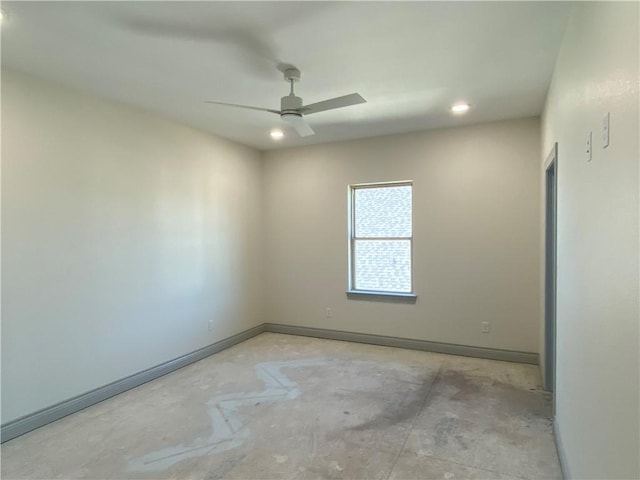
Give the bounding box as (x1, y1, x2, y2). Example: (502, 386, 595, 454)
(281, 94, 303, 115)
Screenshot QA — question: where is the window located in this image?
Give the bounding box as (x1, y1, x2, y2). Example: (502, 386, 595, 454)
(348, 182, 413, 295)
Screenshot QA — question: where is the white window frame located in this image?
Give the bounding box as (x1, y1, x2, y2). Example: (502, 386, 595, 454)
(347, 180, 415, 297)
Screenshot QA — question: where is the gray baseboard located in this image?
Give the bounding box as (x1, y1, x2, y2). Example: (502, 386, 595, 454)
(1, 324, 266, 443)
(2, 322, 538, 443)
(263, 323, 539, 365)
(553, 417, 570, 479)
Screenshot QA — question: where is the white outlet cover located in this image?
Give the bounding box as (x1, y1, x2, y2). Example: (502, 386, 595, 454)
(586, 131, 592, 162)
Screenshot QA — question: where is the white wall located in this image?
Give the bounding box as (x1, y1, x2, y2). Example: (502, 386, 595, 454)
(263, 117, 541, 353)
(541, 2, 639, 478)
(1, 70, 264, 423)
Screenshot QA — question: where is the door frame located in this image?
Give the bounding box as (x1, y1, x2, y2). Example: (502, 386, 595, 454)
(544, 143, 558, 403)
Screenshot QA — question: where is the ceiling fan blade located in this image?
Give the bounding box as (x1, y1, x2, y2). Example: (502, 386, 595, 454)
(301, 93, 366, 115)
(204, 101, 280, 115)
(282, 114, 315, 137)
(123, 19, 280, 78)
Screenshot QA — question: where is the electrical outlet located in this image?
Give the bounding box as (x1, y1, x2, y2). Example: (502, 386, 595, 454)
(208, 320, 214, 331)
(326, 307, 333, 318)
(481, 321, 490, 334)
(586, 131, 592, 162)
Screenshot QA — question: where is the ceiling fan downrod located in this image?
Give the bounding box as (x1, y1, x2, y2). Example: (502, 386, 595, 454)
(281, 68, 303, 115)
(284, 67, 301, 96)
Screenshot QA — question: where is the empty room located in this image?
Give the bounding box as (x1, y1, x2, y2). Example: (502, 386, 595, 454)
(1, 2, 638, 479)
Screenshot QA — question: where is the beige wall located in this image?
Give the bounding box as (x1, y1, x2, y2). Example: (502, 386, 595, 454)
(541, 2, 639, 478)
(1, 70, 264, 423)
(263, 117, 541, 353)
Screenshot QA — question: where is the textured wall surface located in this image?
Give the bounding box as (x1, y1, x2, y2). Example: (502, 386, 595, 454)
(541, 2, 639, 478)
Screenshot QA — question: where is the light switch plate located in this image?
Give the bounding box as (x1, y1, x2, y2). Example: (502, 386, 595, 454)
(586, 131, 592, 162)
(602, 112, 610, 148)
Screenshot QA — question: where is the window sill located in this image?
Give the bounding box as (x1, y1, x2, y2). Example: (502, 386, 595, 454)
(345, 290, 417, 303)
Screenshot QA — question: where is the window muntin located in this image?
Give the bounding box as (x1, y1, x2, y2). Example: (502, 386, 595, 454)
(349, 182, 413, 294)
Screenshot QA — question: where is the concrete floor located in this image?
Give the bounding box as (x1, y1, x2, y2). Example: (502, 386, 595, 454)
(1, 333, 562, 479)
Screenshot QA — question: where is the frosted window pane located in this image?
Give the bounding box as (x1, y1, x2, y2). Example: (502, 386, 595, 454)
(354, 240, 411, 292)
(354, 186, 411, 238)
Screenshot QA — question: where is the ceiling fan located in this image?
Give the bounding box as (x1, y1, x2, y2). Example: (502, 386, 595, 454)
(205, 67, 366, 137)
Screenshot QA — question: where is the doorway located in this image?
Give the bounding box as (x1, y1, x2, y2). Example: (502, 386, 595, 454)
(544, 143, 557, 396)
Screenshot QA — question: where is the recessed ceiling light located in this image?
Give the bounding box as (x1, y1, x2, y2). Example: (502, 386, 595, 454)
(270, 129, 284, 139)
(451, 103, 470, 113)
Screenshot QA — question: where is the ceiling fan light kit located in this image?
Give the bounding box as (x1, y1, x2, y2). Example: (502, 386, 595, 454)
(205, 66, 366, 138)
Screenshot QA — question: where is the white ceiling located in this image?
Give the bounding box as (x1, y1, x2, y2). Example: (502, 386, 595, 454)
(1, 1, 572, 150)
